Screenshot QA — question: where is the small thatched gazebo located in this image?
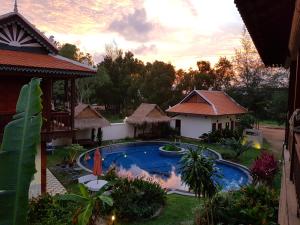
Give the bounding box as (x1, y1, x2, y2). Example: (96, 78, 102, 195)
(75, 103, 110, 146)
(126, 103, 171, 138)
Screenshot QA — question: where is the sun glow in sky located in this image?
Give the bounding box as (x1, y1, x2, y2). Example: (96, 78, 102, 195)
(1, 0, 244, 69)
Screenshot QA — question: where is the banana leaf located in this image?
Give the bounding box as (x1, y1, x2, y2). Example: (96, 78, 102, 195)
(0, 78, 43, 225)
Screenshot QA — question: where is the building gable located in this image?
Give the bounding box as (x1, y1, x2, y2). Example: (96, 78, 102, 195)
(76, 106, 103, 119)
(184, 92, 207, 104)
(148, 107, 166, 118)
(0, 12, 58, 54)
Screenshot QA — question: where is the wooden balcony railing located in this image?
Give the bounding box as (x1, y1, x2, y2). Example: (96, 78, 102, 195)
(49, 111, 72, 131)
(293, 133, 300, 217)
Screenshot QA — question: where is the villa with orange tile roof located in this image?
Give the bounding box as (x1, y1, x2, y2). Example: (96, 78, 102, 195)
(166, 90, 248, 139)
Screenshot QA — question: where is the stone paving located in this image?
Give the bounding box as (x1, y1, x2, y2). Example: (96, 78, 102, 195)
(47, 169, 67, 195)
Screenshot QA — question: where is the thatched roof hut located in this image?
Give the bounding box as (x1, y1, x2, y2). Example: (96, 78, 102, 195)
(126, 103, 170, 125)
(75, 103, 110, 129)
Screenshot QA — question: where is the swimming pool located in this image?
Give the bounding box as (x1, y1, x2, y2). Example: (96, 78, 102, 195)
(78, 141, 251, 193)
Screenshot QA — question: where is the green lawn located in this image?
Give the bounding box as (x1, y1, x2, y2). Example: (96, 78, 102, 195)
(117, 194, 198, 225)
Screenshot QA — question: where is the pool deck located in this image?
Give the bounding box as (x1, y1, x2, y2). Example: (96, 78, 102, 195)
(47, 169, 67, 195)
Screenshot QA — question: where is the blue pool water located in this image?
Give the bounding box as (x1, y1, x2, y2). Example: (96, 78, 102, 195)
(79, 142, 250, 192)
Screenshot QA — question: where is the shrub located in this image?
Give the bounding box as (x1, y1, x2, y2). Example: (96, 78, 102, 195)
(197, 185, 279, 225)
(162, 144, 181, 152)
(111, 177, 166, 221)
(97, 128, 103, 146)
(251, 152, 278, 185)
(221, 137, 252, 159)
(200, 128, 241, 143)
(65, 144, 85, 167)
(27, 194, 77, 225)
(161, 124, 179, 138)
(103, 166, 119, 182)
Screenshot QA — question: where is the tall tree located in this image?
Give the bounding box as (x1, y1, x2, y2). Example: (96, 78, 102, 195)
(140, 61, 176, 109)
(213, 57, 235, 90)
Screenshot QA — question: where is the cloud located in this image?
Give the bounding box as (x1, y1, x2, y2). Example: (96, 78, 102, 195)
(0, 0, 245, 69)
(132, 44, 157, 55)
(108, 8, 156, 42)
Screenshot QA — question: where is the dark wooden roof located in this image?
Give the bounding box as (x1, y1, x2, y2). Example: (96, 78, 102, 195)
(235, 0, 295, 66)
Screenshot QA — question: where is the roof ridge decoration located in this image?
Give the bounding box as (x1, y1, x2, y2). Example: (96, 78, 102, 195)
(50, 54, 97, 71)
(14, 0, 18, 13)
(0, 11, 58, 54)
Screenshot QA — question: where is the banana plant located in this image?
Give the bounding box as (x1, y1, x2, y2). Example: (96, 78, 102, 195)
(0, 78, 43, 225)
(57, 183, 113, 225)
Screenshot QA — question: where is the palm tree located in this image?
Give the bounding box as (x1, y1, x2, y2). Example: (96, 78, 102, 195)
(180, 145, 218, 225)
(57, 184, 113, 225)
(222, 137, 252, 159)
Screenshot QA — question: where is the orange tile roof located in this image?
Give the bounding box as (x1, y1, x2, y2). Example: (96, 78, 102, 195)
(167, 90, 247, 116)
(0, 50, 96, 74)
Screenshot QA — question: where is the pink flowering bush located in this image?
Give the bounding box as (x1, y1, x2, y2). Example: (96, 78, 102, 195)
(250, 152, 278, 186)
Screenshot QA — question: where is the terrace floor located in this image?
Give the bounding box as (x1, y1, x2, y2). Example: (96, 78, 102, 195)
(47, 169, 67, 195)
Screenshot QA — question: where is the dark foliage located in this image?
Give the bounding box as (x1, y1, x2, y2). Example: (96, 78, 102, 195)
(110, 177, 166, 221)
(198, 185, 279, 225)
(200, 128, 241, 143)
(251, 152, 278, 186)
(27, 194, 76, 225)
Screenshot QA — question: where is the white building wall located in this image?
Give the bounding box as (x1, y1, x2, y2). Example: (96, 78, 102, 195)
(102, 123, 134, 141)
(210, 115, 237, 129)
(170, 114, 238, 139)
(171, 115, 212, 139)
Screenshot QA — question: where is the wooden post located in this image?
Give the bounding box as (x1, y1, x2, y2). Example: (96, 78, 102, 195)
(40, 78, 52, 193)
(64, 79, 68, 109)
(41, 141, 47, 194)
(71, 79, 75, 141)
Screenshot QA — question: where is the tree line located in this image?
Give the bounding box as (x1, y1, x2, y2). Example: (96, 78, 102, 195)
(54, 30, 289, 123)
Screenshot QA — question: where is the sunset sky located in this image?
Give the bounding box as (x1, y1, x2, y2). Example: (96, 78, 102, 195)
(1, 0, 244, 69)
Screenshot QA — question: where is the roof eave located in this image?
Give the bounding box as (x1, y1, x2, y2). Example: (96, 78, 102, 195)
(0, 65, 95, 77)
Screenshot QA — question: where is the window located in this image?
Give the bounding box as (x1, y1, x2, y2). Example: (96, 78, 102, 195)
(212, 123, 216, 132)
(218, 123, 222, 130)
(231, 121, 234, 130)
(225, 122, 229, 129)
(175, 119, 181, 134)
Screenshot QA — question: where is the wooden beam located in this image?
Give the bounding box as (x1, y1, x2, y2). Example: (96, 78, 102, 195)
(289, 0, 300, 60)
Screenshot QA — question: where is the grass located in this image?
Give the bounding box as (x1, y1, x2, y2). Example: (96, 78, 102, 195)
(117, 194, 199, 225)
(260, 120, 285, 128)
